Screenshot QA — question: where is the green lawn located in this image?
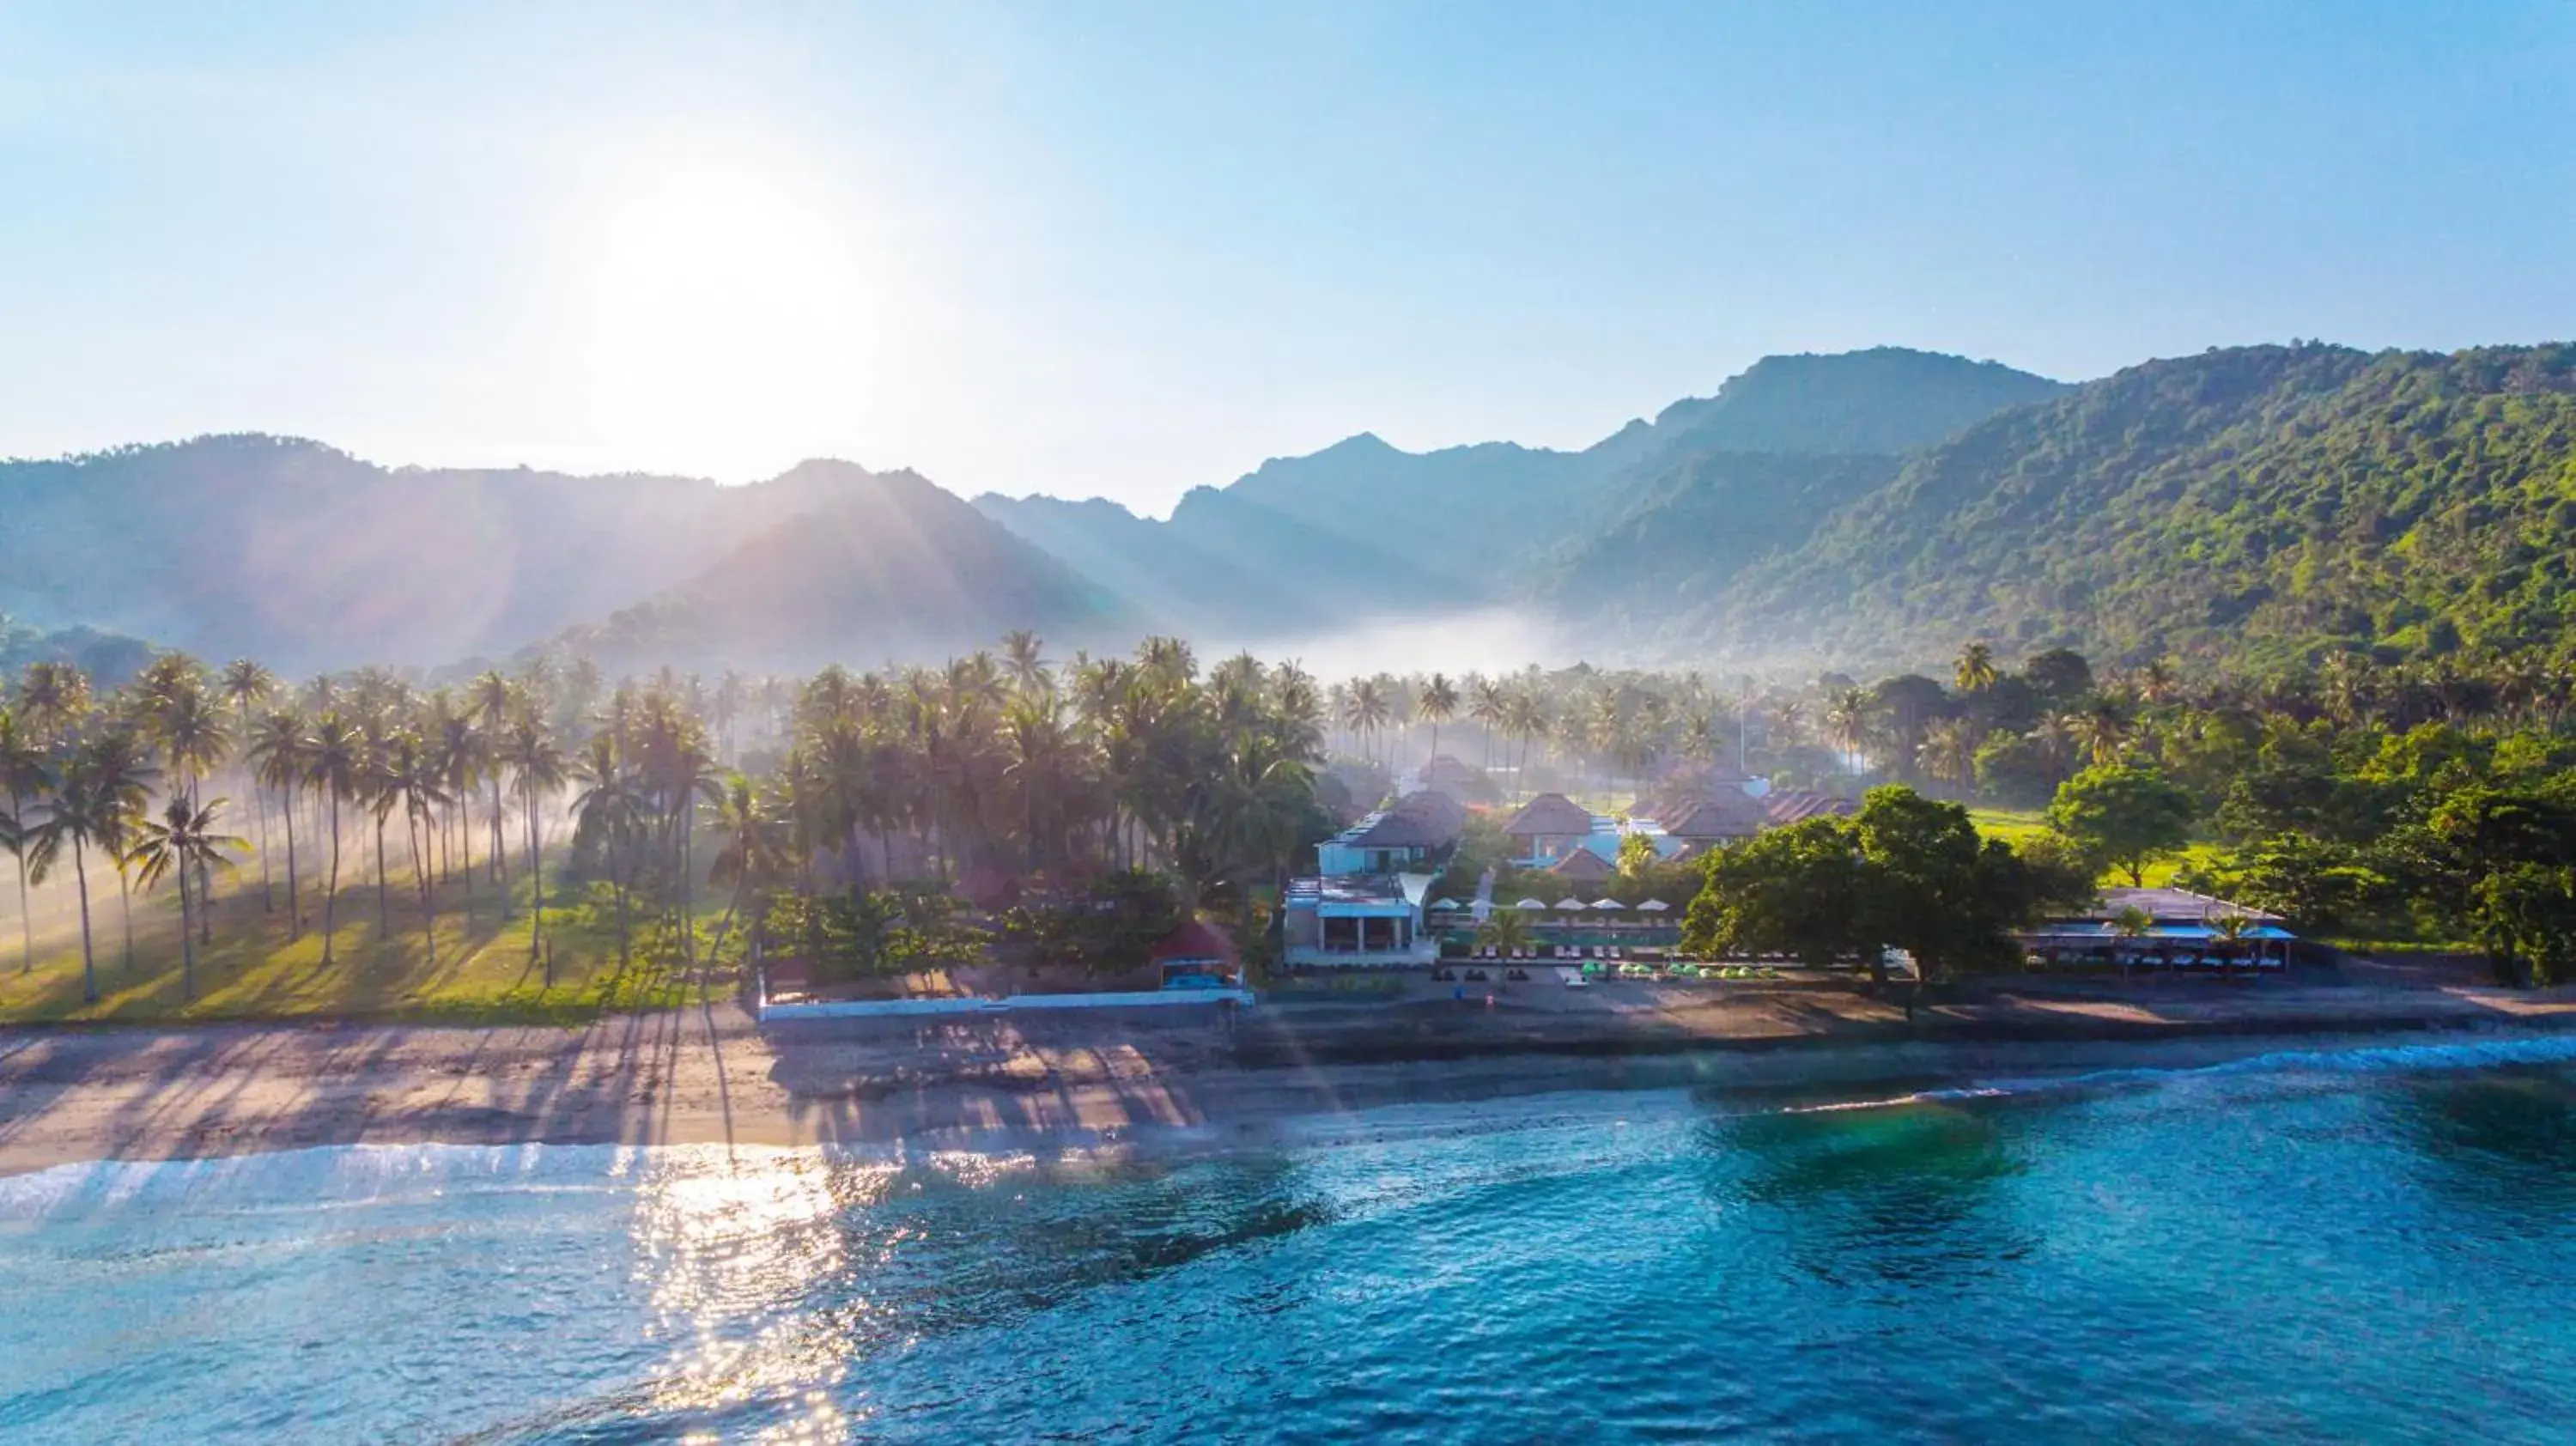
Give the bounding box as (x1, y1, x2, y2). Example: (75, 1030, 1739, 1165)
(1968, 806, 2223, 890)
(1966, 806, 2050, 847)
(0, 852, 724, 1026)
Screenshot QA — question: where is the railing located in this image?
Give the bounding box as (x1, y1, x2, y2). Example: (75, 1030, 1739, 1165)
(1285, 943, 1440, 969)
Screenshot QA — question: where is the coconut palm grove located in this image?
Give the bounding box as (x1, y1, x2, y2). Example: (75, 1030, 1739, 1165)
(3, 629, 2573, 1022)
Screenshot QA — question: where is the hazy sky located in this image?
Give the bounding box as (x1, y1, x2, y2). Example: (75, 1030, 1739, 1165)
(3, 2, 2570, 514)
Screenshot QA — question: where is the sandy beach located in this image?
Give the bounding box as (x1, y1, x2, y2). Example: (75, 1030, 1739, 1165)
(5, 959, 2575, 1176)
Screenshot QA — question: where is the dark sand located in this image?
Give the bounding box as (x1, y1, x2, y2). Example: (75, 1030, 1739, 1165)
(4, 958, 2573, 1174)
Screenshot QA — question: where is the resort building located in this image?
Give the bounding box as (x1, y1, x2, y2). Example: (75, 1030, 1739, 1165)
(1762, 789, 1860, 825)
(1505, 792, 1694, 875)
(2017, 886, 2299, 970)
(1653, 793, 1773, 858)
(1282, 872, 1437, 969)
(1315, 791, 1467, 875)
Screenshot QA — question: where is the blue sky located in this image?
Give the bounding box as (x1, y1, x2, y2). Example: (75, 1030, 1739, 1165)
(2, 1, 2569, 513)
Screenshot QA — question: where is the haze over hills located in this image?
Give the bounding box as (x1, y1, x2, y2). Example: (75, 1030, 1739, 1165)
(8, 341, 2573, 679)
(0, 436, 861, 671)
(556, 462, 1133, 671)
(973, 346, 2066, 640)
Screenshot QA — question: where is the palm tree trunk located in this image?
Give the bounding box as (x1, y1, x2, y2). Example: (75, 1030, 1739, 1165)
(409, 807, 434, 963)
(177, 850, 197, 1002)
(281, 785, 301, 940)
(525, 779, 543, 961)
(12, 793, 29, 972)
(375, 815, 391, 939)
(322, 791, 343, 966)
(117, 866, 134, 973)
(73, 843, 97, 1005)
(253, 779, 274, 913)
(490, 775, 509, 901)
(457, 800, 475, 922)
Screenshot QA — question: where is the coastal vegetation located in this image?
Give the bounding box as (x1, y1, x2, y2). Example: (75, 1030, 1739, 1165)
(4, 620, 2576, 1021)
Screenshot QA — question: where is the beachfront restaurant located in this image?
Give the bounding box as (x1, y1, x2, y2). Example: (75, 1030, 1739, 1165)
(2017, 886, 2298, 972)
(1283, 872, 1437, 969)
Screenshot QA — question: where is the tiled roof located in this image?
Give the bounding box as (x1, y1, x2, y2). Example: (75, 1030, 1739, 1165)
(1505, 793, 1594, 835)
(1550, 848, 1613, 881)
(1344, 791, 1467, 848)
(1765, 790, 1858, 824)
(1663, 794, 1770, 839)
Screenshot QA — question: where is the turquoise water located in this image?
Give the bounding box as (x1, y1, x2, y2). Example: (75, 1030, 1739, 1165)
(9, 1040, 2576, 1443)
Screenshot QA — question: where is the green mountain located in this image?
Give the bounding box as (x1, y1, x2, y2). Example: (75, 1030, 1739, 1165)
(1534, 451, 1903, 626)
(1596, 345, 2069, 465)
(976, 347, 2064, 643)
(1698, 343, 2576, 668)
(565, 462, 1134, 670)
(0, 436, 862, 671)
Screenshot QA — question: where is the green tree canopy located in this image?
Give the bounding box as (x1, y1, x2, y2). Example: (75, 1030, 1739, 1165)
(1684, 785, 2063, 985)
(2046, 763, 2197, 886)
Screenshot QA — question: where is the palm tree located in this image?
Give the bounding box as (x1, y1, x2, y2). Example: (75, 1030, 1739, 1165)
(246, 709, 308, 938)
(15, 660, 93, 739)
(1823, 689, 1874, 783)
(471, 670, 515, 897)
(2077, 698, 2131, 766)
(0, 707, 46, 972)
(2210, 911, 2254, 977)
(1770, 699, 1807, 753)
(704, 774, 790, 957)
(2110, 904, 2153, 985)
(29, 734, 158, 1004)
(1341, 677, 1391, 775)
(1417, 673, 1460, 787)
(1502, 690, 1548, 804)
(143, 675, 229, 945)
(219, 659, 277, 910)
(1000, 629, 1051, 696)
(304, 712, 363, 965)
(78, 731, 159, 974)
(130, 795, 246, 1001)
(1477, 908, 1534, 957)
(434, 711, 485, 920)
(1954, 641, 1999, 694)
(499, 713, 568, 963)
(1917, 718, 1979, 797)
(1466, 676, 1508, 775)
(570, 734, 644, 969)
(378, 733, 449, 957)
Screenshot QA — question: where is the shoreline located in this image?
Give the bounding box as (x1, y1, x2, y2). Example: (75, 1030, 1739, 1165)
(4, 971, 2575, 1177)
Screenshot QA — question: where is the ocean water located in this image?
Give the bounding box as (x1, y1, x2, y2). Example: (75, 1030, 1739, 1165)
(9, 1040, 2576, 1443)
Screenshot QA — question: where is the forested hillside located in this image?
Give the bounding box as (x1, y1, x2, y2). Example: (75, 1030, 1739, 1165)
(975, 347, 2063, 640)
(557, 463, 1134, 669)
(0, 437, 860, 670)
(1704, 343, 2576, 669)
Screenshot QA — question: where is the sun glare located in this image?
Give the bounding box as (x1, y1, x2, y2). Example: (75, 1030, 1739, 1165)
(576, 154, 882, 475)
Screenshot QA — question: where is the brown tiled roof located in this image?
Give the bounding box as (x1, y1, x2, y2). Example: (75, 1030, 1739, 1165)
(1347, 791, 1467, 848)
(1663, 794, 1769, 839)
(1505, 793, 1594, 836)
(1765, 790, 1858, 824)
(1550, 848, 1613, 883)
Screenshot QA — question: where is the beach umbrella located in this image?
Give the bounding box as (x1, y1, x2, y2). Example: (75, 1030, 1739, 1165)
(1553, 896, 1587, 910)
(1428, 897, 1462, 911)
(1512, 897, 1548, 910)
(1591, 898, 1625, 910)
(1636, 899, 1670, 912)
